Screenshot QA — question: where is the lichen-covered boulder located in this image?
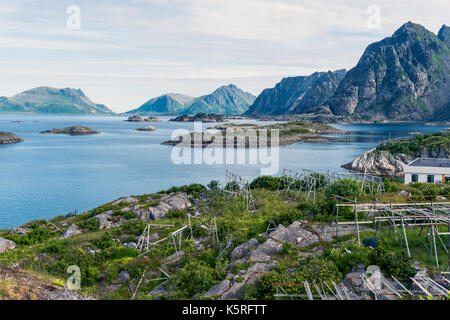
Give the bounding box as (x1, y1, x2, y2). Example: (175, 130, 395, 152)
(59, 225, 82, 239)
(230, 238, 259, 260)
(249, 239, 282, 262)
(0, 238, 16, 253)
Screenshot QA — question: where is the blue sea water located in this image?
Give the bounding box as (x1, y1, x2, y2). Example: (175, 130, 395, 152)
(0, 114, 446, 228)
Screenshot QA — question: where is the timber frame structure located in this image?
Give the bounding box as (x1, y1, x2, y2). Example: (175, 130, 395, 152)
(277, 168, 385, 203)
(332, 195, 450, 272)
(222, 170, 256, 212)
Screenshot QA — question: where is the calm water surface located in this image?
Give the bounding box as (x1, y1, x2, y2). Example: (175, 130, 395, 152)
(0, 114, 446, 228)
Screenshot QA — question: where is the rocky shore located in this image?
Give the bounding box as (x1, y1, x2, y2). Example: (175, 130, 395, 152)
(125, 115, 162, 122)
(0, 131, 23, 144)
(342, 149, 412, 176)
(40, 126, 100, 136)
(169, 113, 226, 123)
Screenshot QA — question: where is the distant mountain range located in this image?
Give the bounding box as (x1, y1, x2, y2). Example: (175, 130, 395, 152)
(126, 84, 255, 115)
(246, 22, 450, 121)
(1, 22, 448, 121)
(0, 87, 113, 114)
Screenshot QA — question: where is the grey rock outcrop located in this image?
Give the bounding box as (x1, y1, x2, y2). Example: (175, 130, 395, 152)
(59, 225, 82, 239)
(9, 227, 30, 235)
(342, 149, 411, 176)
(95, 212, 126, 230)
(119, 271, 131, 282)
(0, 238, 16, 253)
(230, 238, 259, 261)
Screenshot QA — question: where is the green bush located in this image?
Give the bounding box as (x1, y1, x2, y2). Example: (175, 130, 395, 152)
(92, 232, 113, 249)
(207, 180, 220, 190)
(168, 260, 217, 298)
(166, 210, 186, 219)
(6, 228, 52, 246)
(250, 176, 281, 191)
(78, 218, 100, 232)
(42, 240, 67, 255)
(165, 183, 206, 198)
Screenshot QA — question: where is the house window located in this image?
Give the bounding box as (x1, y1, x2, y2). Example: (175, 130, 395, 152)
(411, 174, 418, 182)
(427, 175, 434, 183)
(445, 176, 450, 183)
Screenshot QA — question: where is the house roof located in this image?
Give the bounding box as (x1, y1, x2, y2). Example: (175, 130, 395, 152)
(407, 158, 450, 168)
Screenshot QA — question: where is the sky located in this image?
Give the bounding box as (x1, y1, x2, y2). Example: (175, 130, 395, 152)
(0, 0, 448, 113)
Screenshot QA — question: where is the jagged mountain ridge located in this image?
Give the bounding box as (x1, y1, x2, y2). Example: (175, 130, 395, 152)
(328, 22, 450, 121)
(244, 70, 346, 116)
(247, 22, 450, 121)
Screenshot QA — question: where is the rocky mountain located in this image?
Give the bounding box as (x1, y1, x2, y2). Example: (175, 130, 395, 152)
(244, 70, 346, 116)
(183, 84, 256, 115)
(126, 93, 195, 115)
(0, 87, 113, 114)
(127, 84, 255, 115)
(329, 22, 450, 121)
(246, 22, 450, 122)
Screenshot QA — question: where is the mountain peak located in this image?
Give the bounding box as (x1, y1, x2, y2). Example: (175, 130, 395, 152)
(329, 22, 450, 120)
(438, 24, 450, 45)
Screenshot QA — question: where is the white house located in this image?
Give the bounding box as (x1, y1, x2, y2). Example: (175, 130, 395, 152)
(404, 158, 450, 184)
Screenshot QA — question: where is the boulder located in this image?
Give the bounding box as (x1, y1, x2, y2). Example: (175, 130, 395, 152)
(204, 280, 232, 297)
(249, 252, 271, 263)
(95, 212, 125, 230)
(149, 283, 170, 299)
(126, 242, 137, 249)
(163, 195, 192, 211)
(249, 239, 282, 262)
(59, 225, 82, 239)
(119, 271, 131, 282)
(220, 282, 246, 300)
(9, 227, 31, 235)
(230, 238, 259, 260)
(269, 221, 319, 247)
(0, 238, 16, 253)
(164, 251, 185, 265)
(112, 197, 139, 205)
(149, 202, 172, 220)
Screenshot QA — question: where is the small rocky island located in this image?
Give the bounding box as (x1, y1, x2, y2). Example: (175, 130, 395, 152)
(136, 126, 157, 132)
(162, 121, 349, 147)
(144, 116, 162, 122)
(124, 115, 162, 122)
(169, 113, 226, 123)
(40, 126, 100, 136)
(0, 131, 24, 144)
